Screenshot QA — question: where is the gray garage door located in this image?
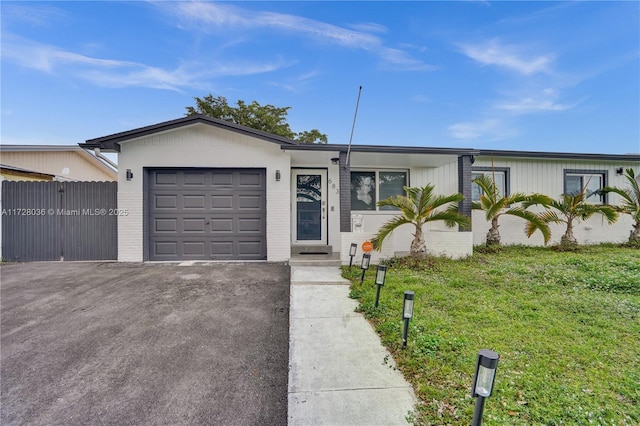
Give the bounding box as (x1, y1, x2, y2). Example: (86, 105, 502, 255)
(148, 168, 266, 261)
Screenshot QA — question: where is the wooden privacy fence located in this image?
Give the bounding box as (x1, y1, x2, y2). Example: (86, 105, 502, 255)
(1, 181, 117, 261)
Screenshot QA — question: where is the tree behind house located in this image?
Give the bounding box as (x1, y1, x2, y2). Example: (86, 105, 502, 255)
(186, 94, 328, 143)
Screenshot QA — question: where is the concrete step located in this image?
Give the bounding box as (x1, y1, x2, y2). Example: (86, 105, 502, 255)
(291, 245, 332, 255)
(289, 253, 341, 267)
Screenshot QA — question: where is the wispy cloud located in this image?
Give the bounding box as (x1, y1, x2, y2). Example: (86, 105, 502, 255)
(2, 34, 292, 91)
(495, 88, 584, 114)
(348, 22, 388, 34)
(448, 118, 517, 141)
(1, 3, 66, 27)
(268, 70, 322, 93)
(458, 38, 553, 75)
(158, 1, 433, 71)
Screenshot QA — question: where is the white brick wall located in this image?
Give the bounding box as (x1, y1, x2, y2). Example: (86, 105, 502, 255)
(117, 190, 143, 261)
(423, 231, 473, 258)
(267, 190, 291, 261)
(341, 232, 395, 265)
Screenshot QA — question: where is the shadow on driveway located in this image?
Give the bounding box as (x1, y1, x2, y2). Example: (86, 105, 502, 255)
(1, 262, 290, 425)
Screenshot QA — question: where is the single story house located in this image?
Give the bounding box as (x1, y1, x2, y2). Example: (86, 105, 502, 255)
(0, 145, 117, 182)
(79, 114, 640, 263)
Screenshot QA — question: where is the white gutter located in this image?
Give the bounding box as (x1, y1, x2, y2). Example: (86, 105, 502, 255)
(92, 148, 118, 171)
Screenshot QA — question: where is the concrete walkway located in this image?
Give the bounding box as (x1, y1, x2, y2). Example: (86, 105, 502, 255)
(288, 266, 417, 425)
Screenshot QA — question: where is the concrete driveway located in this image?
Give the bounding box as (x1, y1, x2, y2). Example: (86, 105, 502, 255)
(0, 262, 290, 426)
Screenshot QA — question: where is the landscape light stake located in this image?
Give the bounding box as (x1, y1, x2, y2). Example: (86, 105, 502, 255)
(471, 349, 500, 426)
(374, 265, 387, 307)
(360, 253, 371, 284)
(349, 243, 358, 267)
(401, 291, 414, 348)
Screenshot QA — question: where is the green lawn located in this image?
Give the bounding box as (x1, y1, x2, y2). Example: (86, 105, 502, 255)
(343, 245, 640, 425)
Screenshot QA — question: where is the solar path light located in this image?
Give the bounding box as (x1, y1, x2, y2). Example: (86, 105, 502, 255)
(374, 265, 387, 307)
(349, 243, 358, 267)
(360, 253, 371, 284)
(471, 349, 500, 426)
(401, 290, 414, 348)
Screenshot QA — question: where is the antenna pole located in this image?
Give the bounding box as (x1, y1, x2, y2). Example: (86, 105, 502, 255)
(345, 85, 362, 167)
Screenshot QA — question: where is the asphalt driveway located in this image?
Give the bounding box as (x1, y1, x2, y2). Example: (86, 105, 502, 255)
(1, 262, 290, 426)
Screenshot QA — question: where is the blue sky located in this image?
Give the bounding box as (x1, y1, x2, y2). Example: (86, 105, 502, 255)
(2, 1, 639, 155)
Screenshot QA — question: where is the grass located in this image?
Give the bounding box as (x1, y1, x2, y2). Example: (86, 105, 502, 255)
(343, 245, 640, 425)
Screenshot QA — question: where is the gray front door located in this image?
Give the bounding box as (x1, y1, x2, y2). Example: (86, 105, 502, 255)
(148, 168, 266, 261)
(292, 169, 327, 244)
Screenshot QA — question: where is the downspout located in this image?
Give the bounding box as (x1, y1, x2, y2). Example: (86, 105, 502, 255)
(92, 148, 118, 171)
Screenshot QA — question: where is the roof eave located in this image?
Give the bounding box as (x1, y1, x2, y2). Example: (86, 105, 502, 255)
(80, 115, 300, 152)
(478, 149, 640, 161)
(283, 143, 479, 156)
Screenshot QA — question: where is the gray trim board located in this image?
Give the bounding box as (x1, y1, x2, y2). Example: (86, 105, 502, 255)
(478, 150, 640, 162)
(458, 155, 473, 231)
(284, 143, 477, 156)
(339, 151, 351, 232)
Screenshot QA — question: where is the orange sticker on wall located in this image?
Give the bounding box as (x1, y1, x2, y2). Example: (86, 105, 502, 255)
(362, 241, 373, 252)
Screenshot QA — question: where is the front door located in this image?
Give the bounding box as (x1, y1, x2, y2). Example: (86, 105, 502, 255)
(292, 169, 327, 245)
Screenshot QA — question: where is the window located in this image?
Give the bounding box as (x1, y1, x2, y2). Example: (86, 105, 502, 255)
(564, 170, 607, 204)
(351, 170, 407, 211)
(472, 168, 509, 201)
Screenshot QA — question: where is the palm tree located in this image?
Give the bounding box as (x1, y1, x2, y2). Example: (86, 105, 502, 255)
(539, 191, 618, 246)
(602, 168, 640, 244)
(371, 184, 470, 257)
(472, 175, 553, 246)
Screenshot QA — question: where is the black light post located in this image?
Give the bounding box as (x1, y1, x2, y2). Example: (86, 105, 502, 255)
(471, 349, 500, 426)
(374, 265, 387, 307)
(360, 253, 371, 284)
(349, 243, 358, 267)
(401, 290, 414, 348)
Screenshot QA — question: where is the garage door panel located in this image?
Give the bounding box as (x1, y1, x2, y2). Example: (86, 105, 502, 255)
(211, 195, 234, 209)
(154, 218, 178, 233)
(238, 241, 263, 256)
(155, 195, 178, 209)
(211, 241, 234, 256)
(183, 195, 206, 209)
(210, 218, 233, 233)
(154, 241, 178, 256)
(148, 169, 266, 261)
(183, 218, 206, 233)
(238, 218, 263, 233)
(212, 173, 233, 186)
(238, 194, 263, 210)
(183, 172, 206, 185)
(239, 172, 263, 187)
(183, 241, 206, 256)
(154, 171, 178, 186)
